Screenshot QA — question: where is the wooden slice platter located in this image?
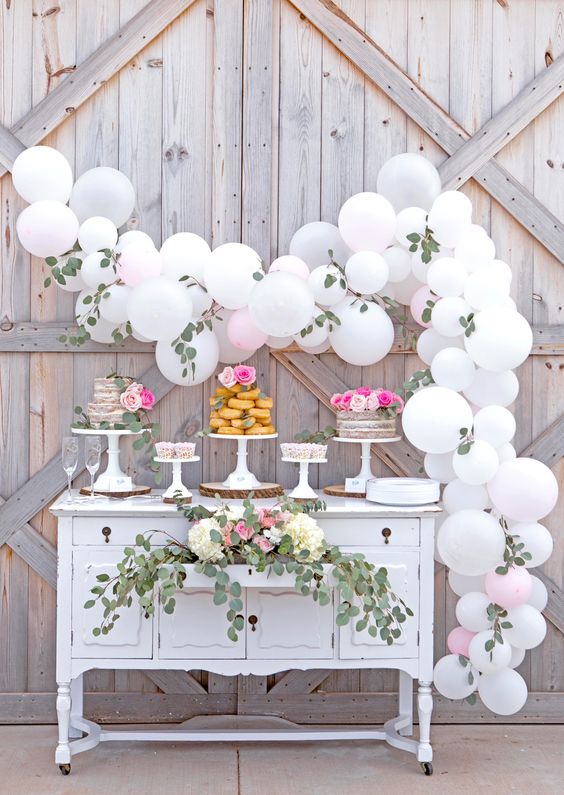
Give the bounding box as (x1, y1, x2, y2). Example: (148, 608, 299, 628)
(323, 484, 366, 499)
(79, 485, 152, 499)
(199, 482, 284, 499)
(162, 495, 192, 505)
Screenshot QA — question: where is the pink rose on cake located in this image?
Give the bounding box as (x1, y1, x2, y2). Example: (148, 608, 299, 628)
(356, 386, 372, 397)
(218, 366, 237, 388)
(330, 393, 343, 408)
(120, 384, 143, 412)
(391, 393, 404, 413)
(233, 365, 256, 386)
(366, 392, 380, 410)
(377, 390, 394, 408)
(349, 393, 367, 412)
(140, 388, 155, 410)
(341, 393, 353, 410)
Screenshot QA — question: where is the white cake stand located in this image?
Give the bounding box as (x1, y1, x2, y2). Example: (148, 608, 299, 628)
(154, 456, 200, 504)
(72, 428, 149, 496)
(282, 457, 327, 500)
(200, 433, 283, 497)
(324, 436, 401, 498)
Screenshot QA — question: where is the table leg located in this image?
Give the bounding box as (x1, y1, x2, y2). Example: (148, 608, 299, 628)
(416, 681, 433, 763)
(69, 675, 83, 738)
(55, 682, 71, 766)
(398, 671, 413, 736)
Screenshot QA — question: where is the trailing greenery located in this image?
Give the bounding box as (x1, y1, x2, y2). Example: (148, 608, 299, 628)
(406, 225, 440, 264)
(294, 426, 337, 445)
(456, 427, 474, 456)
(402, 368, 434, 400)
(459, 313, 476, 337)
(496, 517, 533, 573)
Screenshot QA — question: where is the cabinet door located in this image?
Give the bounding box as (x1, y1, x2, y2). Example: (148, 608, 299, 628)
(159, 589, 246, 659)
(246, 590, 334, 659)
(338, 550, 419, 660)
(72, 548, 153, 659)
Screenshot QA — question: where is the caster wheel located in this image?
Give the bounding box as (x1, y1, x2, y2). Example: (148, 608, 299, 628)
(59, 764, 71, 776)
(420, 762, 433, 776)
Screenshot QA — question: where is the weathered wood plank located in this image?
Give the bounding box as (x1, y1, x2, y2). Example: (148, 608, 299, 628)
(269, 669, 331, 694)
(534, 571, 564, 636)
(143, 670, 208, 695)
(288, 0, 564, 262)
(4, 521, 57, 591)
(0, 125, 25, 171)
(519, 415, 564, 468)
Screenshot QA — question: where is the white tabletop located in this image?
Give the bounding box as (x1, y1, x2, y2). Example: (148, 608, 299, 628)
(50, 490, 441, 518)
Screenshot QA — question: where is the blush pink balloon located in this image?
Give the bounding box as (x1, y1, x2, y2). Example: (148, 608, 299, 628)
(117, 242, 162, 286)
(227, 307, 268, 351)
(447, 626, 476, 657)
(485, 567, 532, 609)
(269, 254, 310, 280)
(410, 285, 435, 328)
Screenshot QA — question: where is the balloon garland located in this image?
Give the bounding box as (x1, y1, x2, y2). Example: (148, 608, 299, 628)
(11, 146, 558, 715)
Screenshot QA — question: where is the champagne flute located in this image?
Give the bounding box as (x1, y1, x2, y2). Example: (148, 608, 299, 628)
(62, 436, 79, 503)
(85, 436, 102, 500)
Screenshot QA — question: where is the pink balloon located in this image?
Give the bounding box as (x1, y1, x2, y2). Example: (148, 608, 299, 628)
(485, 567, 532, 609)
(410, 285, 435, 328)
(227, 307, 268, 351)
(447, 626, 476, 657)
(117, 242, 162, 286)
(269, 255, 310, 280)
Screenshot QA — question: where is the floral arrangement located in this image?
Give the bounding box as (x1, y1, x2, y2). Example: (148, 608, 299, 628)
(85, 496, 413, 643)
(218, 364, 257, 389)
(330, 387, 404, 417)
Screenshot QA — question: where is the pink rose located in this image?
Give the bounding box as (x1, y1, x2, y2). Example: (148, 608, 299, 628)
(140, 388, 155, 410)
(391, 393, 404, 414)
(120, 385, 142, 412)
(234, 520, 254, 541)
(255, 535, 274, 553)
(218, 366, 237, 388)
(350, 393, 367, 412)
(366, 393, 380, 411)
(222, 522, 235, 546)
(330, 393, 343, 408)
(356, 386, 372, 397)
(341, 393, 352, 410)
(257, 508, 277, 529)
(378, 390, 394, 407)
(233, 365, 256, 386)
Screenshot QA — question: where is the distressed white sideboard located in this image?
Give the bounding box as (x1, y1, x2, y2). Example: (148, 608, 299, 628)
(51, 492, 439, 776)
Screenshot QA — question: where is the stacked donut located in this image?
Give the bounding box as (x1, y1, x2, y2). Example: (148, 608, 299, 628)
(208, 365, 275, 436)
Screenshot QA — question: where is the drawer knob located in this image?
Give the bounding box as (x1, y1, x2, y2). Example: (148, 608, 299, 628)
(382, 527, 392, 544)
(248, 615, 258, 632)
(101, 526, 112, 543)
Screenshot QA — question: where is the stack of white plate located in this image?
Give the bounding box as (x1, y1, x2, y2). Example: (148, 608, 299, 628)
(366, 477, 440, 506)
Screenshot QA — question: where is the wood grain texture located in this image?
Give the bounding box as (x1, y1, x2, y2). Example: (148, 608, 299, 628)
(269, 669, 331, 694)
(143, 670, 208, 695)
(0, 124, 25, 170)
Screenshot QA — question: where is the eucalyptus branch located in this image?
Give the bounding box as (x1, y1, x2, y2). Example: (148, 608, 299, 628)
(378, 295, 418, 350)
(457, 427, 474, 455)
(406, 225, 440, 264)
(485, 602, 513, 660)
(457, 655, 477, 705)
(402, 368, 434, 399)
(495, 517, 533, 573)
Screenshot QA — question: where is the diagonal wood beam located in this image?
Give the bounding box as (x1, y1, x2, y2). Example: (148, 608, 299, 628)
(269, 669, 331, 694)
(0, 127, 25, 172)
(271, 350, 423, 476)
(289, 0, 564, 263)
(0, 0, 197, 176)
(518, 415, 564, 468)
(0, 364, 176, 547)
(143, 670, 207, 695)
(0, 495, 57, 589)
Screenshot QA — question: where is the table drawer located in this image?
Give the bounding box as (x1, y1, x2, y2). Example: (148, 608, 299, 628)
(72, 517, 188, 546)
(320, 517, 419, 547)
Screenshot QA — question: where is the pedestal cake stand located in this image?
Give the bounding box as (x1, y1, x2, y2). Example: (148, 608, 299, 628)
(281, 457, 327, 500)
(154, 456, 200, 504)
(323, 436, 401, 499)
(200, 433, 284, 498)
(72, 428, 151, 497)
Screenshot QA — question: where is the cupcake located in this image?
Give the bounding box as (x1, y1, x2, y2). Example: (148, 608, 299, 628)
(155, 441, 175, 459)
(174, 442, 196, 460)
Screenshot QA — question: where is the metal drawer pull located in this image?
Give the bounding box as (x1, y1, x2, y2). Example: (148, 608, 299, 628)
(248, 615, 258, 631)
(382, 528, 392, 544)
(101, 526, 112, 543)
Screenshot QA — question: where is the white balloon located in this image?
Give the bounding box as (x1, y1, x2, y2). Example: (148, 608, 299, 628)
(496, 442, 516, 463)
(269, 254, 310, 280)
(507, 523, 554, 568)
(433, 654, 477, 700)
(509, 646, 526, 669)
(308, 265, 348, 306)
(328, 297, 394, 366)
(455, 592, 493, 632)
(427, 257, 468, 298)
(487, 258, 513, 283)
(115, 230, 155, 253)
(452, 440, 499, 486)
(528, 575, 548, 612)
(469, 631, 512, 674)
(16, 200, 79, 258)
(56, 251, 88, 293)
(189, 284, 214, 319)
(411, 247, 453, 283)
(69, 166, 135, 227)
(393, 272, 423, 305)
(427, 191, 472, 248)
(478, 669, 527, 715)
(473, 406, 516, 448)
(464, 270, 510, 310)
(448, 570, 485, 597)
(249, 271, 315, 336)
(214, 310, 256, 364)
(266, 335, 293, 350)
(293, 307, 329, 347)
(204, 243, 262, 310)
(417, 328, 464, 366)
(12, 146, 73, 204)
(289, 221, 352, 270)
(345, 251, 389, 294)
(99, 283, 132, 324)
(454, 227, 495, 270)
(443, 480, 489, 513)
(437, 509, 506, 575)
(402, 386, 473, 454)
(78, 216, 118, 255)
(431, 348, 475, 391)
(160, 232, 211, 283)
(383, 245, 412, 283)
(394, 206, 427, 247)
(503, 605, 547, 650)
(379, 281, 396, 300)
(424, 452, 457, 483)
(376, 153, 442, 212)
(464, 307, 533, 372)
(81, 252, 113, 289)
(431, 296, 472, 337)
(338, 192, 396, 252)
(488, 458, 558, 523)
(155, 327, 219, 386)
(301, 339, 331, 354)
(89, 317, 126, 344)
(463, 368, 519, 408)
(128, 277, 193, 342)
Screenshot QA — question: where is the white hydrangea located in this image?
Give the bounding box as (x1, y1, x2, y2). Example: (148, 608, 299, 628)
(263, 525, 284, 545)
(187, 518, 224, 562)
(283, 513, 325, 561)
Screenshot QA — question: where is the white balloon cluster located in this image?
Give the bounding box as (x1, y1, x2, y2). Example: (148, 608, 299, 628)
(12, 148, 557, 716)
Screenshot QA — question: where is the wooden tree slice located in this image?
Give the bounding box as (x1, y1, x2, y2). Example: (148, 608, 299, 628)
(323, 484, 366, 499)
(162, 495, 192, 505)
(199, 482, 284, 499)
(79, 485, 152, 499)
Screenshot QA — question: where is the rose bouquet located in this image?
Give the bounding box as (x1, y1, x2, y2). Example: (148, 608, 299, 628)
(86, 496, 413, 643)
(330, 387, 404, 418)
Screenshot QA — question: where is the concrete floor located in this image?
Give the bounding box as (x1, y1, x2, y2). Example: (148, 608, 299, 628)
(1, 724, 562, 795)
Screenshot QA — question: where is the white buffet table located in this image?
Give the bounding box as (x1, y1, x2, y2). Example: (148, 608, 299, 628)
(51, 491, 439, 776)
